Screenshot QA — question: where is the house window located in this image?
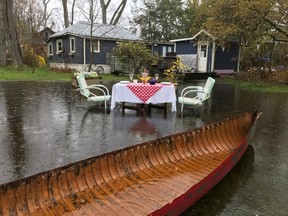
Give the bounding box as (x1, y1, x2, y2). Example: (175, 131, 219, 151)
(162, 46, 173, 57)
(56, 39, 63, 53)
(70, 37, 76, 53)
(48, 43, 53, 56)
(90, 40, 100, 53)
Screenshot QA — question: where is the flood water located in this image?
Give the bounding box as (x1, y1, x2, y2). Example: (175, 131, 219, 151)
(0, 80, 287, 215)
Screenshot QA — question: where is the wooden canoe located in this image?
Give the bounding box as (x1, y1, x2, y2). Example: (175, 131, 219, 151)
(0, 111, 261, 216)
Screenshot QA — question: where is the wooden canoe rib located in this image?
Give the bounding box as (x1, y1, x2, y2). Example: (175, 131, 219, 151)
(0, 111, 261, 216)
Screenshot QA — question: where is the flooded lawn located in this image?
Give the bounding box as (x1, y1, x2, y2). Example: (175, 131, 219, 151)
(0, 80, 287, 215)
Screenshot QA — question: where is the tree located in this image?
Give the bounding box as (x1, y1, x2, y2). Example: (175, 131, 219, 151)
(0, 0, 23, 66)
(77, 0, 102, 71)
(112, 41, 160, 73)
(183, 0, 210, 35)
(0, 1, 6, 66)
(70, 0, 76, 25)
(131, 0, 187, 41)
(203, 0, 288, 70)
(13, 0, 54, 67)
(62, 0, 69, 27)
(14, 0, 56, 31)
(76, 0, 128, 71)
(100, 0, 127, 25)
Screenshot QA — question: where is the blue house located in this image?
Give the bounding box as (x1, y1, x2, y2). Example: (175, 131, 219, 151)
(46, 21, 143, 73)
(170, 29, 241, 74)
(46, 21, 176, 74)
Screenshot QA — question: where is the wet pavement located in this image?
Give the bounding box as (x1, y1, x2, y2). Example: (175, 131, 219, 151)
(0, 80, 287, 215)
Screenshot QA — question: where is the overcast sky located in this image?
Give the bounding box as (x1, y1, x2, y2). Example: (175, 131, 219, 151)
(47, 0, 134, 31)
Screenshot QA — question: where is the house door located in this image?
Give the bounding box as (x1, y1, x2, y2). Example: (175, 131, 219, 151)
(197, 43, 208, 72)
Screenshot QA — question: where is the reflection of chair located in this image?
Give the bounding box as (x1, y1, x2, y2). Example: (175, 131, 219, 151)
(178, 77, 215, 114)
(76, 74, 111, 108)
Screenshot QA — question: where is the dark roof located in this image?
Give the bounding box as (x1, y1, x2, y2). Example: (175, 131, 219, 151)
(39, 27, 55, 35)
(48, 21, 142, 41)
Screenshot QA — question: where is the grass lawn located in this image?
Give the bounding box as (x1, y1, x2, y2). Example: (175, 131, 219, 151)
(0, 67, 72, 81)
(0, 66, 127, 82)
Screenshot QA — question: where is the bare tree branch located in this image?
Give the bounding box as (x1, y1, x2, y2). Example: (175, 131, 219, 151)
(70, 0, 76, 25)
(263, 16, 288, 38)
(100, 0, 112, 24)
(62, 0, 69, 27)
(110, 0, 127, 25)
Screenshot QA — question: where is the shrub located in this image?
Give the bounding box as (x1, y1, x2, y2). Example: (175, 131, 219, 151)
(22, 45, 46, 67)
(234, 68, 288, 84)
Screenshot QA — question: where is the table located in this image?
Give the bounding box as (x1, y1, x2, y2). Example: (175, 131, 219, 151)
(111, 83, 177, 114)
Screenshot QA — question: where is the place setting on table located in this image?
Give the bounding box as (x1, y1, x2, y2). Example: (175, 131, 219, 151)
(111, 69, 177, 116)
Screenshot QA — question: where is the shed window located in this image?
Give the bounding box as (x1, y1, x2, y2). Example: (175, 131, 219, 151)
(162, 46, 173, 57)
(70, 37, 76, 53)
(48, 43, 53, 56)
(200, 45, 207, 58)
(56, 39, 63, 53)
(91, 40, 100, 53)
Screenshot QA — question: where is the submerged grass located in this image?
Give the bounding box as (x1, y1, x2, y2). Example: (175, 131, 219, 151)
(220, 77, 288, 93)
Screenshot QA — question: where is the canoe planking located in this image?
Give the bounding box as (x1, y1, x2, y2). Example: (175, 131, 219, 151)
(0, 111, 261, 216)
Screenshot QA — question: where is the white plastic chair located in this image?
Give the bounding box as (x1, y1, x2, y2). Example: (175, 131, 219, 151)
(76, 74, 111, 109)
(178, 77, 215, 114)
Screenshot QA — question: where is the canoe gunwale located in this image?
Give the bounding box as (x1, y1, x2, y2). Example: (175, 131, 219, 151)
(149, 134, 250, 216)
(0, 111, 262, 216)
(150, 111, 262, 215)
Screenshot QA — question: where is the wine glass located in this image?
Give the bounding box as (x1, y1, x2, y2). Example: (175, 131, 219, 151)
(129, 72, 134, 82)
(155, 73, 159, 82)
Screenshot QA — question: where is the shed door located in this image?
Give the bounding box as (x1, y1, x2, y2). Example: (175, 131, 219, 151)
(197, 43, 208, 72)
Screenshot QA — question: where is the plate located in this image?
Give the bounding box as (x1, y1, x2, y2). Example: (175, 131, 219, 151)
(161, 82, 171, 85)
(119, 81, 130, 84)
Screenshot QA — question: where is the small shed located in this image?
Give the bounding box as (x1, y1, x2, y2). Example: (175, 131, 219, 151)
(170, 29, 240, 74)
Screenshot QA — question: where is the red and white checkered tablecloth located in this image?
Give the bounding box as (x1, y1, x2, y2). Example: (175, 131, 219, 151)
(127, 83, 163, 102)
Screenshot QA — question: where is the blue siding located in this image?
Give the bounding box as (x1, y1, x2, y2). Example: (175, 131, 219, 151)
(150, 44, 174, 56)
(47, 36, 83, 64)
(47, 31, 240, 72)
(214, 42, 239, 70)
(173, 40, 239, 72)
(175, 41, 197, 54)
(85, 40, 116, 64)
(47, 36, 117, 65)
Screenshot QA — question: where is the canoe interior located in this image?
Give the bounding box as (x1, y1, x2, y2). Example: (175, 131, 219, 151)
(0, 111, 261, 216)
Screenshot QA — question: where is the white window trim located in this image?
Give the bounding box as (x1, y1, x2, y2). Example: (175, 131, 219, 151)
(56, 39, 63, 53)
(162, 46, 167, 57)
(162, 46, 173, 57)
(70, 37, 76, 53)
(48, 43, 53, 56)
(90, 40, 100, 53)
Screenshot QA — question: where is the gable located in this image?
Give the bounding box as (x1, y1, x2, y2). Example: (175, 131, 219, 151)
(170, 29, 216, 43)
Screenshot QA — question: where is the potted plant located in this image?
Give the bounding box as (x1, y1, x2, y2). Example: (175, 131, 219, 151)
(163, 57, 184, 89)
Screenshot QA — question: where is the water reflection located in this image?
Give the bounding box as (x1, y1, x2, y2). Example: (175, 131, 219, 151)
(183, 144, 255, 216)
(0, 80, 288, 215)
(111, 110, 176, 139)
(2, 82, 27, 180)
